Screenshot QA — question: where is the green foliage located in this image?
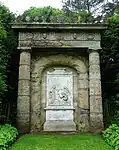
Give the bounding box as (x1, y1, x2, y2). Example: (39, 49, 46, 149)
(79, 10, 94, 23)
(0, 26, 7, 101)
(103, 124, 119, 150)
(0, 124, 18, 150)
(101, 13, 119, 125)
(111, 111, 119, 126)
(0, 23, 7, 39)
(62, 0, 119, 22)
(22, 6, 64, 22)
(0, 4, 16, 101)
(0, 4, 17, 124)
(62, 0, 103, 13)
(103, 0, 119, 22)
(22, 6, 81, 23)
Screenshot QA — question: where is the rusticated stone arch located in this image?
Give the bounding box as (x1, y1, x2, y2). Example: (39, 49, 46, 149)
(31, 54, 89, 132)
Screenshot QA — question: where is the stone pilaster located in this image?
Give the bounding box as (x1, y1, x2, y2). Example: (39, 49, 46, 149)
(17, 47, 31, 133)
(89, 49, 103, 132)
(78, 73, 89, 132)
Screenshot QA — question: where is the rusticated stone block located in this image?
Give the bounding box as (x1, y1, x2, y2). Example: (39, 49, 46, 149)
(17, 112, 30, 133)
(89, 80, 101, 96)
(89, 52, 100, 65)
(30, 110, 41, 132)
(90, 95, 102, 113)
(79, 79, 88, 89)
(89, 73, 101, 79)
(89, 64, 100, 72)
(18, 80, 30, 96)
(20, 51, 31, 65)
(90, 113, 104, 133)
(79, 73, 88, 80)
(19, 65, 30, 80)
(17, 95, 30, 113)
(77, 108, 89, 132)
(78, 89, 89, 109)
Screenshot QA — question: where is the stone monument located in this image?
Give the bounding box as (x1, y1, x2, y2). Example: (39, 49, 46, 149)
(44, 67, 76, 131)
(12, 22, 106, 133)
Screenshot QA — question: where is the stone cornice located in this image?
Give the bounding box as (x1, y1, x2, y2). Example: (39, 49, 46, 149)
(17, 47, 32, 53)
(87, 49, 102, 53)
(12, 23, 107, 32)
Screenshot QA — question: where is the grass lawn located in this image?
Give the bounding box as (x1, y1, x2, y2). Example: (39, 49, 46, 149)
(11, 134, 113, 150)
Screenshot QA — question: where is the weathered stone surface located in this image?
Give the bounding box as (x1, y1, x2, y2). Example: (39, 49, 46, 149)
(31, 54, 88, 131)
(17, 95, 30, 113)
(31, 40, 101, 49)
(18, 80, 30, 96)
(79, 89, 89, 109)
(19, 51, 31, 65)
(17, 49, 31, 133)
(19, 32, 33, 41)
(19, 31, 101, 42)
(17, 112, 30, 133)
(13, 24, 105, 133)
(89, 50, 103, 132)
(89, 51, 100, 65)
(19, 65, 30, 80)
(89, 82, 101, 96)
(79, 73, 88, 80)
(44, 120, 76, 131)
(78, 80, 88, 89)
(43, 67, 76, 130)
(76, 108, 89, 132)
(90, 95, 103, 113)
(45, 109, 74, 121)
(90, 113, 104, 132)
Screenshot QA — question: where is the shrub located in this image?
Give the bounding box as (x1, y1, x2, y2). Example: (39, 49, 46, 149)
(0, 124, 18, 150)
(102, 124, 119, 150)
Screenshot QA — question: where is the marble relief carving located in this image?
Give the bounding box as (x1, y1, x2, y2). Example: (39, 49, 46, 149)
(46, 68, 73, 106)
(49, 85, 70, 105)
(19, 32, 101, 43)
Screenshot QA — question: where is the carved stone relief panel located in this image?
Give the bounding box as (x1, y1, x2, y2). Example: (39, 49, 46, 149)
(46, 67, 74, 107)
(32, 32, 101, 41)
(18, 31, 101, 49)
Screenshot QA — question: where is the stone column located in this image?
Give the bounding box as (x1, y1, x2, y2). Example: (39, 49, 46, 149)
(17, 47, 31, 133)
(89, 49, 103, 132)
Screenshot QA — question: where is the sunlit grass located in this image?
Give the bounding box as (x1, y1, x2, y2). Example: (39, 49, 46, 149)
(11, 134, 113, 150)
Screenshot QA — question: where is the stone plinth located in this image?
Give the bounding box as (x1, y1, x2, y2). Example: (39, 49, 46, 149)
(44, 120, 76, 131)
(44, 107, 76, 131)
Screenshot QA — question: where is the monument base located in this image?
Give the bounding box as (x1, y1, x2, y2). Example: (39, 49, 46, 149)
(44, 120, 76, 131)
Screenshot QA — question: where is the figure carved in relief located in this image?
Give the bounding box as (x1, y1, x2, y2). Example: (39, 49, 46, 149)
(49, 85, 70, 105)
(58, 88, 69, 101)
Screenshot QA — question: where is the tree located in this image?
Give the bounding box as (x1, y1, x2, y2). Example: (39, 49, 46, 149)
(21, 6, 81, 23)
(0, 18, 7, 101)
(62, 0, 103, 13)
(102, 0, 119, 22)
(0, 4, 17, 124)
(101, 9, 119, 125)
(22, 6, 64, 22)
(62, 0, 119, 22)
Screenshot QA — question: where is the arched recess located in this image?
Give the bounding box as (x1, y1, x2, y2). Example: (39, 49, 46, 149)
(31, 54, 89, 132)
